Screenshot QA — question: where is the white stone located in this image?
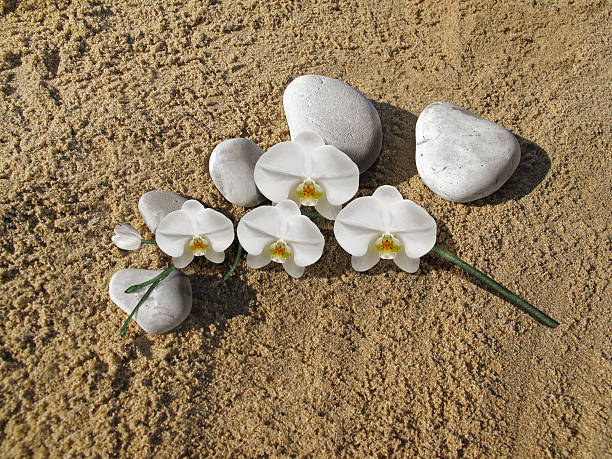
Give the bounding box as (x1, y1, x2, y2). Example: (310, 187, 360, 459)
(283, 75, 382, 173)
(415, 102, 520, 203)
(109, 269, 192, 334)
(209, 138, 265, 207)
(138, 190, 188, 233)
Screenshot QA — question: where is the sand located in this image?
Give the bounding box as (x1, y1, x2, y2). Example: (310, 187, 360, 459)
(1, 0, 610, 456)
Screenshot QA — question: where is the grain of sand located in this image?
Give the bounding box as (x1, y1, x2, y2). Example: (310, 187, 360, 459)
(1, 0, 610, 456)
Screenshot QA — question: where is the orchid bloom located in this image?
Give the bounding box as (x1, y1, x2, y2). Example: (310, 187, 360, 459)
(333, 185, 437, 273)
(155, 200, 234, 269)
(253, 130, 359, 220)
(237, 200, 325, 278)
(112, 223, 142, 250)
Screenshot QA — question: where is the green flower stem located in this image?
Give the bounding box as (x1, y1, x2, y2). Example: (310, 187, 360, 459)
(120, 280, 159, 337)
(223, 243, 243, 281)
(124, 265, 176, 293)
(141, 239, 157, 244)
(430, 244, 559, 328)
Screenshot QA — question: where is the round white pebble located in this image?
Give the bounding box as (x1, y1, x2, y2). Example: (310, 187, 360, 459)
(138, 190, 188, 233)
(283, 75, 382, 173)
(415, 102, 520, 203)
(209, 138, 265, 207)
(109, 269, 192, 334)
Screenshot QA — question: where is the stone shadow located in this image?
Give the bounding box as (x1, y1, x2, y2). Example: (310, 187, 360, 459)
(360, 101, 418, 192)
(366, 101, 551, 206)
(468, 135, 551, 206)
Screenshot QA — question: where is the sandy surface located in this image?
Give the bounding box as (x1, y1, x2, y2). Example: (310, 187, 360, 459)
(1, 0, 610, 456)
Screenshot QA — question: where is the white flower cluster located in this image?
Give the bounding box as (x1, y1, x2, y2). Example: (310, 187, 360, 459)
(110, 88, 559, 332)
(113, 130, 436, 279)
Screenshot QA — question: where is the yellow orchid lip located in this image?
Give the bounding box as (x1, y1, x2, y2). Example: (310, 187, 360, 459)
(375, 233, 402, 259)
(188, 235, 210, 256)
(295, 179, 323, 206)
(269, 240, 292, 263)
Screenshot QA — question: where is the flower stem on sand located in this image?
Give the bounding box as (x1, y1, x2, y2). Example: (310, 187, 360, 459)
(141, 239, 157, 244)
(223, 243, 243, 281)
(302, 211, 557, 327)
(430, 244, 559, 328)
(120, 265, 177, 337)
(124, 265, 176, 293)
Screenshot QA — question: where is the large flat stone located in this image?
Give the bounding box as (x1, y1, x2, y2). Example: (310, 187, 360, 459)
(109, 269, 192, 334)
(209, 138, 265, 207)
(283, 75, 382, 173)
(415, 102, 520, 202)
(138, 190, 188, 233)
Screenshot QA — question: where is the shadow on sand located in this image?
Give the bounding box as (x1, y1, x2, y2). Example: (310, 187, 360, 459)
(366, 100, 551, 206)
(468, 135, 551, 206)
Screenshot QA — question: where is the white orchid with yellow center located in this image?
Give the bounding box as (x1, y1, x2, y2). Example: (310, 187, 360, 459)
(253, 131, 359, 220)
(334, 185, 437, 273)
(237, 200, 324, 278)
(155, 200, 234, 269)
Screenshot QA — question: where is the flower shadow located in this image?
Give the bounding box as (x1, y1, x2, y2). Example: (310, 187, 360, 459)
(162, 269, 256, 388)
(178, 273, 257, 336)
(421, 221, 459, 275)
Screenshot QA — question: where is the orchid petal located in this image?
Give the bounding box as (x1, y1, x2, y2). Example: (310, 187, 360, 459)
(274, 199, 302, 220)
(372, 185, 404, 204)
(193, 208, 234, 252)
(254, 142, 307, 202)
(111, 234, 141, 250)
(283, 215, 325, 267)
(293, 130, 325, 151)
(351, 242, 380, 272)
(314, 194, 342, 220)
(204, 247, 225, 264)
(114, 223, 141, 237)
(283, 257, 305, 278)
(156, 210, 194, 257)
(333, 196, 385, 256)
(237, 206, 281, 255)
(311, 146, 359, 205)
(286, 186, 302, 208)
(246, 250, 272, 269)
(181, 199, 206, 213)
(389, 200, 437, 258)
(172, 244, 194, 269)
(112, 224, 142, 250)
(393, 249, 420, 273)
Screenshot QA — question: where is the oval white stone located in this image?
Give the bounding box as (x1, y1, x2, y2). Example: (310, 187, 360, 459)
(283, 75, 382, 173)
(415, 102, 521, 203)
(109, 269, 192, 334)
(209, 138, 265, 207)
(138, 190, 188, 233)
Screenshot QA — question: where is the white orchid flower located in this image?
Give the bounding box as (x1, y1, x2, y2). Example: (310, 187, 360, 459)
(155, 200, 234, 269)
(237, 200, 325, 278)
(253, 130, 359, 220)
(112, 223, 142, 250)
(334, 185, 437, 273)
